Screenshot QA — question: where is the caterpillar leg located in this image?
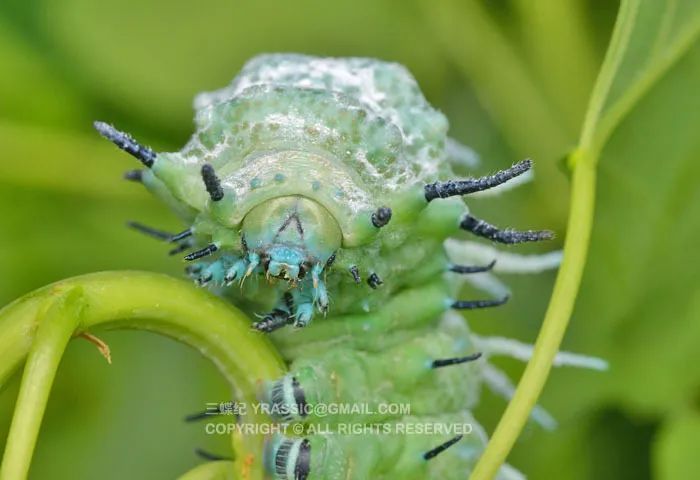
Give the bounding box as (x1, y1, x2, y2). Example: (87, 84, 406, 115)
(253, 293, 296, 333)
(253, 308, 294, 333)
(272, 279, 510, 355)
(185, 255, 241, 286)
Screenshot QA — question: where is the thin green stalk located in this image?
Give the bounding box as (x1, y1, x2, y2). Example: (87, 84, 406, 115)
(470, 2, 637, 478)
(1, 287, 84, 480)
(470, 154, 596, 480)
(0, 271, 284, 480)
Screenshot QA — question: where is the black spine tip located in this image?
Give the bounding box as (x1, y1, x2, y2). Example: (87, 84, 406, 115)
(449, 259, 497, 274)
(184, 409, 216, 422)
(93, 121, 156, 168)
(184, 244, 218, 261)
(127, 221, 173, 241)
(169, 241, 193, 256)
(123, 169, 143, 182)
(460, 214, 554, 244)
(194, 448, 231, 462)
(423, 434, 464, 461)
(170, 228, 193, 243)
(371, 206, 393, 228)
(451, 295, 509, 310)
(349, 265, 361, 283)
(367, 272, 383, 289)
(432, 352, 483, 369)
(425, 159, 532, 201)
(201, 163, 224, 202)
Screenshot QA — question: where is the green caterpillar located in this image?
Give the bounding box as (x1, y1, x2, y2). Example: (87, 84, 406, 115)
(94, 54, 584, 479)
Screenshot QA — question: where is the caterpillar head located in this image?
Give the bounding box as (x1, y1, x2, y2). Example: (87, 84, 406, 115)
(241, 196, 341, 283)
(94, 52, 550, 334)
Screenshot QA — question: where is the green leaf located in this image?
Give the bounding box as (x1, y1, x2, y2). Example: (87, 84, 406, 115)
(566, 0, 700, 414)
(578, 0, 700, 157)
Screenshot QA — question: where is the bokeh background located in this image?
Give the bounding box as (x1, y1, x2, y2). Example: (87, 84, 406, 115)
(1, 1, 699, 478)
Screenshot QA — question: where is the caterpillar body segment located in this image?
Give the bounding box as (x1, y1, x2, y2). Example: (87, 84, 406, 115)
(264, 411, 493, 480)
(260, 321, 482, 425)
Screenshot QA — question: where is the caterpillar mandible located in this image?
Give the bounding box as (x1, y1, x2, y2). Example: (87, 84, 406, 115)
(95, 54, 571, 479)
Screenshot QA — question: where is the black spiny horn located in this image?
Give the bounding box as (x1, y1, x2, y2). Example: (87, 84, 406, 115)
(449, 259, 496, 274)
(194, 448, 231, 462)
(127, 221, 173, 241)
(432, 352, 482, 369)
(123, 169, 143, 182)
(93, 121, 156, 168)
(169, 241, 193, 256)
(170, 228, 193, 242)
(201, 163, 224, 202)
(452, 296, 509, 310)
(425, 159, 531, 201)
(460, 214, 554, 244)
(184, 244, 219, 261)
(423, 434, 464, 461)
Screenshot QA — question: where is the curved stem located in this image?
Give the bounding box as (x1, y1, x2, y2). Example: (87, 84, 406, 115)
(0, 287, 85, 480)
(0, 271, 285, 480)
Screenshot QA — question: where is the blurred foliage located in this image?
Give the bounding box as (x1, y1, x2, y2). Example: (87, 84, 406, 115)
(1, 0, 698, 479)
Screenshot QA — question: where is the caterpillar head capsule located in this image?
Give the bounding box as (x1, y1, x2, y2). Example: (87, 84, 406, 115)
(97, 54, 552, 332)
(241, 196, 341, 283)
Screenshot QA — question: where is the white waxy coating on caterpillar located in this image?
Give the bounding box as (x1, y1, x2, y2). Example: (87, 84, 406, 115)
(167, 55, 450, 219)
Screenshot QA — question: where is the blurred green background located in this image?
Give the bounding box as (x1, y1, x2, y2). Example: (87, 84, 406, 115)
(1, 0, 699, 478)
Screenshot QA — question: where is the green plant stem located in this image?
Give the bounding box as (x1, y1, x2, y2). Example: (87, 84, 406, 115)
(0, 271, 285, 480)
(1, 287, 84, 480)
(470, 1, 636, 477)
(470, 153, 596, 480)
